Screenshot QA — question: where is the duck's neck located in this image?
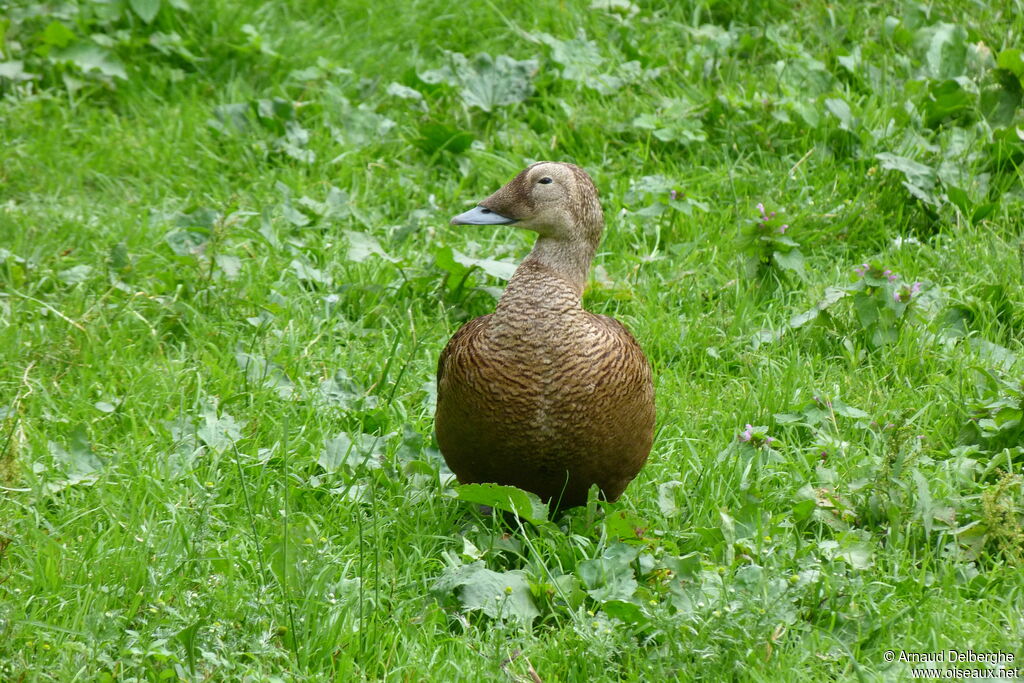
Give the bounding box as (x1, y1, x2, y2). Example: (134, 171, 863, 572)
(499, 235, 596, 310)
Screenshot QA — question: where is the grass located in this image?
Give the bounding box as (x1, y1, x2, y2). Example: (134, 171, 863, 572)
(2, 0, 1024, 679)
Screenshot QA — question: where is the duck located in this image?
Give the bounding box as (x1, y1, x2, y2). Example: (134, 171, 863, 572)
(435, 161, 655, 510)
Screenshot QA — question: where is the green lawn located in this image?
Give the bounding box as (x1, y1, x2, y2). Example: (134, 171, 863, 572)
(2, 0, 1023, 680)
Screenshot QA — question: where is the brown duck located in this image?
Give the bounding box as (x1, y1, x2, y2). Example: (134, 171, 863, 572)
(435, 162, 655, 509)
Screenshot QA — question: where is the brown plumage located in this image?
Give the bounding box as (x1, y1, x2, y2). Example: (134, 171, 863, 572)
(435, 162, 655, 510)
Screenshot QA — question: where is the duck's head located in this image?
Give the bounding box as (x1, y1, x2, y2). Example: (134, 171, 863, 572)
(451, 162, 604, 247)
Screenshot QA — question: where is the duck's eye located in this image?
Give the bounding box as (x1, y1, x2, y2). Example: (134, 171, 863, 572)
(538, 177, 553, 185)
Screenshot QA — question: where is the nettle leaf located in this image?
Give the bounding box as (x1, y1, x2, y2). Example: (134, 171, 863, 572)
(332, 101, 395, 148)
(419, 52, 537, 112)
(214, 253, 242, 280)
(0, 61, 35, 82)
(825, 97, 855, 130)
(820, 532, 874, 569)
(830, 397, 869, 419)
(386, 82, 425, 103)
(235, 350, 294, 399)
(875, 153, 938, 205)
(632, 98, 707, 144)
(997, 49, 1024, 84)
(451, 249, 517, 281)
(290, 259, 331, 285)
(577, 542, 641, 602)
(319, 432, 386, 472)
(58, 264, 93, 284)
(129, 0, 161, 24)
(196, 404, 244, 452)
(41, 22, 76, 48)
(786, 286, 848, 329)
(434, 245, 515, 293)
(772, 249, 806, 275)
(455, 483, 549, 524)
(317, 369, 378, 411)
(344, 230, 397, 264)
(923, 79, 974, 128)
(433, 561, 540, 624)
(51, 43, 128, 80)
(165, 229, 208, 257)
(46, 426, 103, 492)
(61, 425, 103, 475)
(534, 31, 652, 94)
(657, 480, 687, 518)
(919, 22, 968, 80)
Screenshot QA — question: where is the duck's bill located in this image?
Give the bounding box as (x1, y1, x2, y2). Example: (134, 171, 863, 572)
(450, 206, 517, 225)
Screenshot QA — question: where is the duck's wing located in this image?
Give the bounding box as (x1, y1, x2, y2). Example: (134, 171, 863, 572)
(437, 314, 492, 386)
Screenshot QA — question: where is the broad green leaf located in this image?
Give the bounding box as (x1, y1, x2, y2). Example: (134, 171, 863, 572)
(455, 483, 549, 524)
(58, 264, 93, 284)
(772, 249, 806, 274)
(433, 562, 539, 623)
(419, 52, 536, 112)
(533, 32, 651, 94)
(386, 82, 424, 102)
(196, 404, 244, 452)
(825, 97, 854, 130)
(317, 370, 378, 410)
(319, 432, 386, 472)
(451, 249, 517, 281)
(603, 508, 650, 541)
(66, 425, 103, 474)
(52, 43, 127, 80)
(875, 153, 938, 205)
(214, 253, 241, 280)
(923, 79, 973, 128)
(165, 229, 208, 256)
(130, 0, 161, 23)
(921, 23, 968, 79)
(577, 542, 640, 602)
(41, 22, 76, 48)
(0, 61, 34, 81)
(945, 185, 972, 214)
(997, 48, 1024, 81)
(332, 102, 395, 148)
(290, 259, 331, 285)
(46, 426, 103, 492)
(235, 350, 293, 399)
(344, 230, 396, 263)
(657, 480, 686, 518)
(830, 397, 869, 419)
(602, 599, 648, 625)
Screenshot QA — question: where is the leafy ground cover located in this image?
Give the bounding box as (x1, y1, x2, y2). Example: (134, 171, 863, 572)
(1, 0, 1023, 680)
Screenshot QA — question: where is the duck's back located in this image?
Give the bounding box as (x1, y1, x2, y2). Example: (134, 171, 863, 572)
(435, 265, 654, 508)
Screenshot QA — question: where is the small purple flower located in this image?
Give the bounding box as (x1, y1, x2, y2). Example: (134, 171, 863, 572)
(894, 281, 922, 303)
(769, 211, 776, 218)
(738, 423, 776, 448)
(778, 224, 788, 234)
(670, 190, 678, 200)
(738, 424, 754, 442)
(854, 263, 868, 277)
